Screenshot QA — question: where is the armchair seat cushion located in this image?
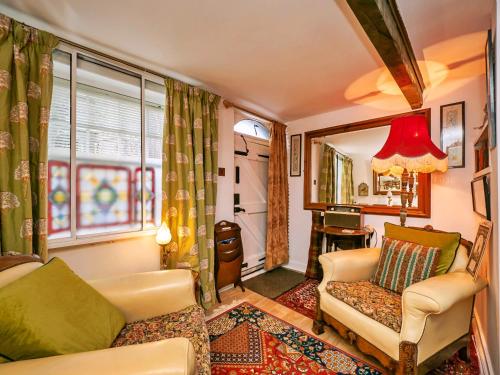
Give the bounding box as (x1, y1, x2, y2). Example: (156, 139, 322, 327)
(326, 280, 402, 333)
(112, 304, 210, 375)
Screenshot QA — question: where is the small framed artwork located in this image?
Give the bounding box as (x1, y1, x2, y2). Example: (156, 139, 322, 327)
(440, 101, 465, 168)
(466, 221, 492, 279)
(486, 29, 496, 149)
(290, 134, 302, 177)
(471, 174, 491, 220)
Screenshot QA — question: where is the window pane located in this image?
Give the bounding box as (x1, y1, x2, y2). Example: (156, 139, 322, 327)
(145, 80, 165, 228)
(76, 56, 142, 236)
(234, 119, 270, 140)
(48, 50, 71, 240)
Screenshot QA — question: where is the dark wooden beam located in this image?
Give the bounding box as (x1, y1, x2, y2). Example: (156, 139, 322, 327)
(346, 0, 425, 109)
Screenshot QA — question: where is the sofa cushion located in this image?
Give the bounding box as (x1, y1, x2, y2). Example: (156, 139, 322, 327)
(0, 257, 125, 361)
(384, 222, 461, 275)
(325, 280, 402, 332)
(112, 304, 210, 375)
(372, 237, 440, 293)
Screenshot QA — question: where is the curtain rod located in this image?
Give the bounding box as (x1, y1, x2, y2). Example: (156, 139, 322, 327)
(223, 100, 281, 125)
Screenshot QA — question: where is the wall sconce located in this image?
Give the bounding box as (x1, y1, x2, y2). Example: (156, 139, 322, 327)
(156, 222, 173, 270)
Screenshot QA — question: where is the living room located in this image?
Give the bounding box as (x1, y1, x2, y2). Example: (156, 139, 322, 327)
(0, 1, 498, 374)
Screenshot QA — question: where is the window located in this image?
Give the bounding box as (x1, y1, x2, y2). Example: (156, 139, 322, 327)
(48, 46, 165, 244)
(234, 119, 270, 140)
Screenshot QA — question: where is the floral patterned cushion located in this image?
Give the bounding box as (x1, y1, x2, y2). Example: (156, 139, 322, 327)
(112, 304, 210, 375)
(325, 280, 402, 333)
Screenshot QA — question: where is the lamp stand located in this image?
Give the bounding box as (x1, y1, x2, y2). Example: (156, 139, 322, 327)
(160, 243, 174, 270)
(400, 169, 409, 227)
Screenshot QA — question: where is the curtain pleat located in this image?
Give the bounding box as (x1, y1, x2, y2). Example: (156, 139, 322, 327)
(162, 77, 220, 309)
(341, 157, 354, 204)
(318, 144, 335, 203)
(264, 122, 289, 270)
(0, 15, 58, 261)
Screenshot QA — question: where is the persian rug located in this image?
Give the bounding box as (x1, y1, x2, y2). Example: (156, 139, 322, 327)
(275, 279, 480, 374)
(275, 278, 319, 320)
(207, 302, 383, 374)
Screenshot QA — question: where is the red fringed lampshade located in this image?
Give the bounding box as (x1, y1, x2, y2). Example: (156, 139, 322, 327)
(372, 115, 448, 174)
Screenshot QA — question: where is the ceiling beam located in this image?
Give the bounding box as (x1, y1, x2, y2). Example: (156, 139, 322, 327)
(346, 0, 425, 109)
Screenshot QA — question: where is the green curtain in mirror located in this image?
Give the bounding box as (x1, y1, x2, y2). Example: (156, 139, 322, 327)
(162, 77, 220, 309)
(0, 15, 58, 261)
(318, 144, 335, 203)
(340, 156, 354, 204)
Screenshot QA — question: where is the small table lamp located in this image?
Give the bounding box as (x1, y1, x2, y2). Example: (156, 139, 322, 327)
(156, 222, 173, 269)
(372, 115, 448, 226)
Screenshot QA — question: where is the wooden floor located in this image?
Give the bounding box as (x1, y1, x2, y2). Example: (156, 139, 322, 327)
(207, 286, 384, 370)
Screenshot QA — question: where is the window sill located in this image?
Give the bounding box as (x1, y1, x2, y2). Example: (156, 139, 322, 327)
(48, 229, 158, 251)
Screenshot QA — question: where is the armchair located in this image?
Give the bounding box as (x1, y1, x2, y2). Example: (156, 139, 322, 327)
(0, 262, 200, 375)
(313, 233, 487, 374)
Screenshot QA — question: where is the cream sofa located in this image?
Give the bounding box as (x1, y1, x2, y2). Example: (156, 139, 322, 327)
(313, 244, 487, 374)
(0, 261, 199, 375)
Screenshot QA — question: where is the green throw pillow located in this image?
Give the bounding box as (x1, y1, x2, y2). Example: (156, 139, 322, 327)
(0, 257, 125, 361)
(384, 223, 461, 275)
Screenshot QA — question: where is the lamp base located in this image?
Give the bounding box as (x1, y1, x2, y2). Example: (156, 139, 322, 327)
(160, 244, 174, 270)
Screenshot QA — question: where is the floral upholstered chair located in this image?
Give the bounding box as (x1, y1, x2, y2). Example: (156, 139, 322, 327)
(313, 225, 487, 375)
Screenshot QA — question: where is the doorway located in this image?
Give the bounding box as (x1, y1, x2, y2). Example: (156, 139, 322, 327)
(233, 118, 270, 275)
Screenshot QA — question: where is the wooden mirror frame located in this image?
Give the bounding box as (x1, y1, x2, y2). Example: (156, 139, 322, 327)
(303, 108, 431, 218)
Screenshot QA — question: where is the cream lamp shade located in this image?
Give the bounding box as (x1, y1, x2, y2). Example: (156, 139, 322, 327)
(156, 222, 172, 245)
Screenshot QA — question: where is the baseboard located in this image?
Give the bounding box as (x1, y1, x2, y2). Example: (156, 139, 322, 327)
(473, 309, 494, 375)
(282, 260, 306, 273)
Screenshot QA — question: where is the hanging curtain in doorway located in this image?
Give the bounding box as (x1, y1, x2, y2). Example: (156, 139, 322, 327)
(318, 144, 335, 203)
(0, 15, 58, 261)
(162, 77, 220, 309)
(265, 122, 289, 270)
(340, 156, 354, 204)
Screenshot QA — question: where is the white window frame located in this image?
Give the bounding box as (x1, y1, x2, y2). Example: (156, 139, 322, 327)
(49, 43, 165, 249)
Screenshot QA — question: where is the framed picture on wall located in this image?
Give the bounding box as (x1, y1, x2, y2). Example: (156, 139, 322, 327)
(290, 134, 302, 177)
(466, 221, 492, 279)
(486, 29, 496, 149)
(471, 174, 491, 220)
(440, 101, 465, 168)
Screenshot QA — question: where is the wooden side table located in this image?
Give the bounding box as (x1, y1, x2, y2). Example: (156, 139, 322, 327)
(317, 225, 371, 252)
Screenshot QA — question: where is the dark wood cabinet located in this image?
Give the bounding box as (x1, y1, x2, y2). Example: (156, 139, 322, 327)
(214, 220, 245, 302)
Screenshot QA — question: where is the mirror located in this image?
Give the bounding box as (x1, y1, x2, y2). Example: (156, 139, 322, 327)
(304, 109, 431, 218)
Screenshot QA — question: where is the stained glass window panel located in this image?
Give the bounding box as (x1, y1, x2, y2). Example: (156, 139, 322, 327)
(48, 161, 70, 237)
(134, 168, 155, 225)
(77, 165, 134, 232)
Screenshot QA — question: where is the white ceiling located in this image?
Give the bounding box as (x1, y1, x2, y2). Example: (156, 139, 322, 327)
(0, 0, 493, 121)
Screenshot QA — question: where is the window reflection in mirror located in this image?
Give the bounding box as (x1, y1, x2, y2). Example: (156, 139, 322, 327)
(310, 126, 419, 207)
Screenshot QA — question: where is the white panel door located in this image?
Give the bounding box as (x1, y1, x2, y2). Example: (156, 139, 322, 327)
(234, 135, 269, 271)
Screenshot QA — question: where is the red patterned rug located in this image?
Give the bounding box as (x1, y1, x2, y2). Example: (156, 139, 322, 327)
(275, 278, 319, 319)
(273, 279, 481, 374)
(208, 302, 383, 374)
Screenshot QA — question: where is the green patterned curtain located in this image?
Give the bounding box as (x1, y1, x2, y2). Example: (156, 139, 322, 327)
(341, 156, 354, 204)
(318, 144, 335, 203)
(0, 15, 58, 261)
(162, 77, 220, 309)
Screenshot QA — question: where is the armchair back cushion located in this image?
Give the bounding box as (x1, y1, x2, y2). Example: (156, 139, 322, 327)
(384, 223, 461, 275)
(371, 237, 440, 293)
(0, 257, 125, 361)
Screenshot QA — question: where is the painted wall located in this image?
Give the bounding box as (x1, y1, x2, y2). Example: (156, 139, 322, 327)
(50, 102, 237, 279)
(473, 5, 499, 373)
(286, 75, 485, 271)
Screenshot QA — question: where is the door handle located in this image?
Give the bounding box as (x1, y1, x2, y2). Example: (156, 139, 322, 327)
(234, 207, 246, 213)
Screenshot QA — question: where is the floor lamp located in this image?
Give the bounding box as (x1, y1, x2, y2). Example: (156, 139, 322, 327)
(371, 115, 448, 226)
